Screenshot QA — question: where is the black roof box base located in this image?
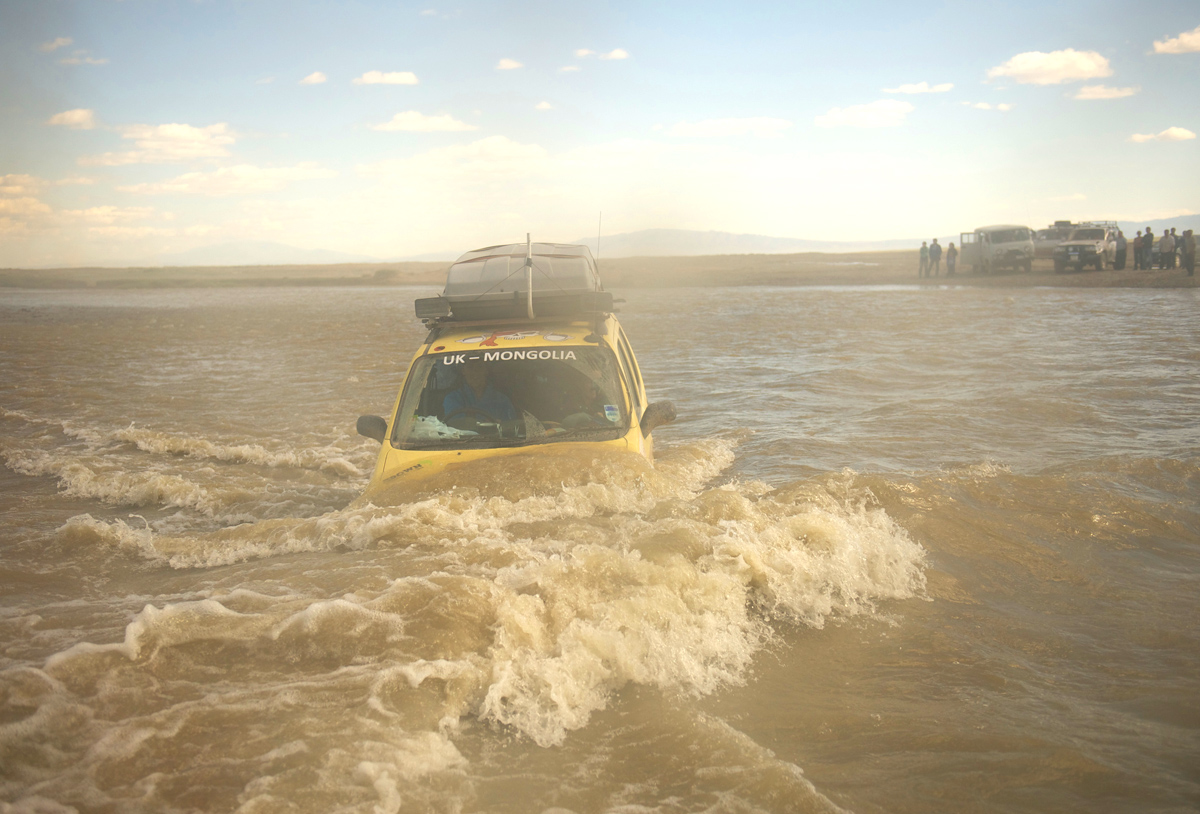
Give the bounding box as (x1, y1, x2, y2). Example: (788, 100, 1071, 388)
(416, 290, 614, 322)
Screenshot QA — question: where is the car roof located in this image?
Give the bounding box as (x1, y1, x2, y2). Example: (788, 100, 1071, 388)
(976, 225, 1030, 232)
(444, 242, 600, 299)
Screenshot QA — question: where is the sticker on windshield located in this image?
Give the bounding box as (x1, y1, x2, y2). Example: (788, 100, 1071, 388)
(440, 350, 577, 364)
(458, 330, 572, 346)
(604, 405, 620, 422)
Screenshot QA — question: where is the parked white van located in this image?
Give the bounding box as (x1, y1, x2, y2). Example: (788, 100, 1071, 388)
(958, 225, 1035, 274)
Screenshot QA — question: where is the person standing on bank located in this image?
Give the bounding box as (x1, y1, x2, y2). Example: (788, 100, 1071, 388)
(1114, 230, 1127, 270)
(919, 242, 929, 277)
(1144, 228, 1155, 270)
(1133, 231, 1143, 270)
(929, 238, 942, 277)
(1171, 228, 1181, 267)
(1184, 230, 1196, 277)
(1160, 229, 1175, 270)
(946, 242, 958, 276)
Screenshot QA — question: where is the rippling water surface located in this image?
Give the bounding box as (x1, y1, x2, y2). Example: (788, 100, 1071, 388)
(2, 285, 1198, 813)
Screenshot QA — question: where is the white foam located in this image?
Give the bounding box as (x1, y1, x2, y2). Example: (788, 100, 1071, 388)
(44, 599, 265, 670)
(6, 448, 217, 514)
(41, 439, 926, 755)
(111, 425, 367, 478)
(2, 412, 369, 497)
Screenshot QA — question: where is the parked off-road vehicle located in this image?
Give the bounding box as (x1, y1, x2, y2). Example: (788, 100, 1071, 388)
(1053, 222, 1118, 272)
(959, 225, 1035, 274)
(1034, 221, 1079, 259)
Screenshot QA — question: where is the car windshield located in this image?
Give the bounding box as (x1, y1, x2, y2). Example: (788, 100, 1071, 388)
(987, 229, 1029, 243)
(390, 346, 629, 449)
(1069, 229, 1105, 240)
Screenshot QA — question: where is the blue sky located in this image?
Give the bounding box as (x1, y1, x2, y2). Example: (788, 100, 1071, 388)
(1, 0, 1197, 267)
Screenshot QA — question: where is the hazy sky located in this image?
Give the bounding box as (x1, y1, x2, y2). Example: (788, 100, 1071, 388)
(2, 0, 1197, 267)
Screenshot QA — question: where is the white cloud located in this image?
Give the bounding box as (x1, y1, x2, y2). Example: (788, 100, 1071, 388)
(496, 58, 523, 70)
(1, 175, 44, 196)
(39, 37, 73, 53)
(371, 111, 478, 132)
(599, 48, 630, 60)
(61, 205, 157, 225)
(0, 197, 55, 234)
(353, 70, 419, 85)
(1153, 24, 1200, 54)
(987, 49, 1111, 84)
(560, 65, 580, 72)
(85, 225, 180, 238)
(420, 8, 437, 15)
(1130, 127, 1196, 143)
(1074, 84, 1138, 100)
(0, 192, 153, 237)
(81, 123, 237, 166)
(667, 117, 793, 138)
(815, 99, 913, 128)
(47, 109, 97, 129)
(59, 54, 108, 66)
(575, 48, 594, 57)
(0, 197, 52, 216)
(300, 72, 327, 85)
(358, 135, 550, 183)
(0, 174, 93, 196)
(964, 102, 1014, 111)
(336, 133, 962, 261)
(536, 101, 553, 110)
(883, 82, 953, 94)
(118, 163, 337, 195)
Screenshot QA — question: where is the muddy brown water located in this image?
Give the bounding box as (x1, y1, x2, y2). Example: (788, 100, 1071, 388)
(1, 285, 1198, 813)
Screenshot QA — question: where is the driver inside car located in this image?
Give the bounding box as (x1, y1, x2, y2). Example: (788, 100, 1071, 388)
(558, 371, 614, 427)
(442, 359, 518, 424)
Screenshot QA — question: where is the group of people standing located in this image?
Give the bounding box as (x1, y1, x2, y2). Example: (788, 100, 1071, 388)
(1131, 227, 1196, 276)
(916, 227, 1196, 278)
(918, 238, 957, 277)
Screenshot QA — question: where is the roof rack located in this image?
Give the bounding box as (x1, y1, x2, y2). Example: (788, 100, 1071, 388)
(415, 237, 614, 323)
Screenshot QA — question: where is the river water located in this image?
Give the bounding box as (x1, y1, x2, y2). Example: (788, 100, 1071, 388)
(1, 285, 1197, 814)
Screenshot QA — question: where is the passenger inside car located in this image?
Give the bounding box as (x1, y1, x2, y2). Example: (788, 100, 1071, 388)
(395, 350, 627, 446)
(442, 359, 518, 424)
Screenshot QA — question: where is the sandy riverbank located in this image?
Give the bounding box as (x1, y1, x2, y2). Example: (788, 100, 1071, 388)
(1, 250, 1196, 290)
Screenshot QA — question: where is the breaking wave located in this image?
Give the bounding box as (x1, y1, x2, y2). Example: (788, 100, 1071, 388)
(46, 440, 927, 750)
(1, 409, 369, 479)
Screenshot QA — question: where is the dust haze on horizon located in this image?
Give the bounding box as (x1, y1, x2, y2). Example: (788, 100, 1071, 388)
(1, 0, 1197, 269)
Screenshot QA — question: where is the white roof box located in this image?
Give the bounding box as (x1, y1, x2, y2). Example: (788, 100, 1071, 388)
(416, 241, 613, 322)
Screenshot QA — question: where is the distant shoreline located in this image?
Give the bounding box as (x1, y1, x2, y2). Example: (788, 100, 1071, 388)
(2, 250, 1196, 290)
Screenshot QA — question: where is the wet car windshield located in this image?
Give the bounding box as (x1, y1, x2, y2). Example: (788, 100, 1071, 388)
(987, 229, 1029, 243)
(1069, 229, 1105, 240)
(390, 346, 629, 449)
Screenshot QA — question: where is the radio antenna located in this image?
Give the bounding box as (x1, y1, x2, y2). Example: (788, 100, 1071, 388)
(525, 232, 535, 319)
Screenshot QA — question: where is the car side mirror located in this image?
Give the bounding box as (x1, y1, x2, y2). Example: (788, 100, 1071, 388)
(640, 401, 676, 437)
(357, 414, 388, 442)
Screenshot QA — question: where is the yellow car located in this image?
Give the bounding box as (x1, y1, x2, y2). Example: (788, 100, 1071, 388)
(356, 239, 675, 498)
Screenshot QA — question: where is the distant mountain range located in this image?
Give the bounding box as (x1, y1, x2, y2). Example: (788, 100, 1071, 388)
(155, 241, 378, 266)
(568, 219, 1199, 258)
(114, 218, 1200, 269)
(568, 229, 920, 257)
